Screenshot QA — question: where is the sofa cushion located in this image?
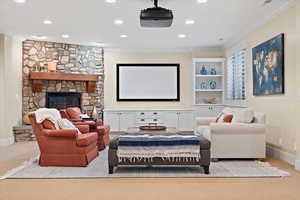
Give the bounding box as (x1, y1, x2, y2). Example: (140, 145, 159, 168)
(76, 132, 98, 147)
(66, 107, 81, 119)
(42, 120, 56, 130)
(232, 108, 254, 123)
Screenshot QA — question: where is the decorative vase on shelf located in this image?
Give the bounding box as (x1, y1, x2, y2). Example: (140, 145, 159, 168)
(210, 68, 217, 75)
(200, 82, 208, 89)
(200, 65, 207, 75)
(209, 80, 217, 89)
(92, 106, 98, 120)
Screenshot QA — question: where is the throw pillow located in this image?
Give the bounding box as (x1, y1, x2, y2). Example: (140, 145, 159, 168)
(57, 119, 82, 135)
(232, 108, 254, 123)
(42, 120, 56, 130)
(223, 114, 233, 123)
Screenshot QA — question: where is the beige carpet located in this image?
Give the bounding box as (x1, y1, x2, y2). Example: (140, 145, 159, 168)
(3, 149, 289, 179)
(1, 142, 300, 200)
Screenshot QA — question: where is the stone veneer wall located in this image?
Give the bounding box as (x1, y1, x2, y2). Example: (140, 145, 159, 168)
(22, 40, 104, 119)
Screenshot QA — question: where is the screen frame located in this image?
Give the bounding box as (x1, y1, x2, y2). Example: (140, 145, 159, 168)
(116, 63, 180, 102)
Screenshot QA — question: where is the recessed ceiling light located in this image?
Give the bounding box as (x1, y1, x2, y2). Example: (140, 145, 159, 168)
(120, 34, 128, 38)
(114, 19, 124, 25)
(185, 20, 195, 25)
(62, 34, 70, 38)
(197, 0, 208, 3)
(30, 35, 47, 40)
(178, 34, 187, 38)
(13, 0, 26, 3)
(105, 0, 116, 3)
(43, 20, 53, 25)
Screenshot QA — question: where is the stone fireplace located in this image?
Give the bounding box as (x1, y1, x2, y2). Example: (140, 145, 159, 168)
(22, 40, 104, 119)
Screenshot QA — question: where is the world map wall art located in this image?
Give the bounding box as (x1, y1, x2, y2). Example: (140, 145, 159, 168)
(252, 34, 284, 96)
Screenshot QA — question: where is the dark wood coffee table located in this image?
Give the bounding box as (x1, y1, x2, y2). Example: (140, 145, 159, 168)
(126, 127, 180, 135)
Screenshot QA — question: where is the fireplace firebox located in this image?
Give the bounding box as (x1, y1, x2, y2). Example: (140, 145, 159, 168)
(46, 92, 81, 110)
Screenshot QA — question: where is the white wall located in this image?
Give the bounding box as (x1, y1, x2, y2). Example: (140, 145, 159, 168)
(225, 6, 297, 157)
(104, 50, 223, 110)
(0, 34, 23, 146)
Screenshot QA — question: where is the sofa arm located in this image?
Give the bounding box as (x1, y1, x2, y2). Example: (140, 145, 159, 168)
(42, 129, 78, 138)
(196, 117, 216, 126)
(75, 125, 90, 134)
(210, 123, 266, 135)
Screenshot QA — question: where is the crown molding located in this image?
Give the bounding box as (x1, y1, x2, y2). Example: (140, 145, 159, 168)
(222, 0, 296, 50)
(105, 46, 223, 53)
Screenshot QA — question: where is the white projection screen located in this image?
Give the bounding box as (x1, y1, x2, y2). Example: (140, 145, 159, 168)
(117, 64, 180, 101)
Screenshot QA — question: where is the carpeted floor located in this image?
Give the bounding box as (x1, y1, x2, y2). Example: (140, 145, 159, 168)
(3, 149, 289, 179)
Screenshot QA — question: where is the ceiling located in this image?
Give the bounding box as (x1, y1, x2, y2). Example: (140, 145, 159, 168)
(0, 0, 294, 51)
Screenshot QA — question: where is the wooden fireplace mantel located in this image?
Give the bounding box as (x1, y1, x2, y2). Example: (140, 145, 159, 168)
(29, 72, 100, 93)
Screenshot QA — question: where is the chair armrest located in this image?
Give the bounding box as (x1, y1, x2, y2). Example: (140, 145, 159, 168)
(210, 123, 266, 135)
(75, 125, 90, 133)
(96, 119, 103, 126)
(196, 117, 216, 126)
(72, 121, 96, 126)
(42, 129, 78, 138)
(76, 132, 98, 147)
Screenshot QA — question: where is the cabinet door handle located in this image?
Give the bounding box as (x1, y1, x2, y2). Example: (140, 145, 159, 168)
(153, 119, 158, 122)
(153, 112, 157, 115)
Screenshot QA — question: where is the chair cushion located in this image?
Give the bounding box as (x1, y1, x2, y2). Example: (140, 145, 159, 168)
(66, 107, 81, 119)
(76, 132, 98, 147)
(42, 120, 56, 130)
(232, 108, 254, 123)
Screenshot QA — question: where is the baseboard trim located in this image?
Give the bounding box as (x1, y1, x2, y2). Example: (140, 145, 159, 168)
(295, 160, 300, 171)
(266, 145, 296, 166)
(0, 137, 14, 147)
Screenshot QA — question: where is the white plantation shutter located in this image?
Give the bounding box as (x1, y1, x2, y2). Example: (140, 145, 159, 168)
(227, 49, 246, 100)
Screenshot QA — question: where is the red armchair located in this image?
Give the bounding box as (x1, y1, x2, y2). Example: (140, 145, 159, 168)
(60, 107, 110, 151)
(29, 113, 99, 167)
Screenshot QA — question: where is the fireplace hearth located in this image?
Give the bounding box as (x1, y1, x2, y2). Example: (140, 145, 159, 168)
(46, 92, 81, 110)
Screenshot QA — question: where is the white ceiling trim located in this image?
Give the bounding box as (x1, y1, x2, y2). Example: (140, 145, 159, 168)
(105, 46, 223, 53)
(222, 0, 296, 50)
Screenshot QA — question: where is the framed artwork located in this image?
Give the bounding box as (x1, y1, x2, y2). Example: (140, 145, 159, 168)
(252, 34, 284, 96)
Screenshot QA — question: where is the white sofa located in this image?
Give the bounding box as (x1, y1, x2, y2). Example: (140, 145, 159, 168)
(196, 108, 266, 159)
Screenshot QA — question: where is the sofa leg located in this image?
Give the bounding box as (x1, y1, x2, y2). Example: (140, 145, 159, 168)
(202, 166, 210, 174)
(109, 166, 114, 174)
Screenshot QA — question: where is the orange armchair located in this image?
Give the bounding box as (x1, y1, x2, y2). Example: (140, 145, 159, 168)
(60, 107, 110, 151)
(29, 113, 99, 167)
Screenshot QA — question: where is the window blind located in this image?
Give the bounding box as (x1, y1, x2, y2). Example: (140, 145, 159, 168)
(227, 49, 246, 100)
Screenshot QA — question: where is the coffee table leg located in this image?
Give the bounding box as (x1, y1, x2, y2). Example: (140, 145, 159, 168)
(109, 166, 114, 174)
(202, 165, 210, 174)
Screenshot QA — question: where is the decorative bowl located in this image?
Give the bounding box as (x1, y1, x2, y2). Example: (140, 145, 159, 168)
(203, 98, 216, 104)
(139, 125, 167, 131)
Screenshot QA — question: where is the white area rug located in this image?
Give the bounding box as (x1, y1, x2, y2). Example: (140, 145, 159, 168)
(3, 149, 289, 179)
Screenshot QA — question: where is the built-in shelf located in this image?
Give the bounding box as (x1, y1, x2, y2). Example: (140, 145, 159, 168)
(195, 89, 224, 92)
(195, 75, 224, 77)
(193, 58, 225, 106)
(29, 72, 100, 93)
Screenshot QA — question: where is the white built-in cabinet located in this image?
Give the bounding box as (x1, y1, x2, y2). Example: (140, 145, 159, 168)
(193, 58, 226, 118)
(104, 110, 194, 132)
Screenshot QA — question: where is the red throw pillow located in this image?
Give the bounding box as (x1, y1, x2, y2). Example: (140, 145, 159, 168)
(223, 114, 233, 123)
(42, 120, 56, 130)
(66, 107, 81, 119)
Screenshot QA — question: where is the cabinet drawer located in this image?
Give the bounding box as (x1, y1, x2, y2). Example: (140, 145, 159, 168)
(136, 111, 161, 118)
(136, 118, 162, 124)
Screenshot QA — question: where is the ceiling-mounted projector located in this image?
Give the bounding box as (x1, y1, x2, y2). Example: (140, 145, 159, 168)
(140, 0, 173, 28)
